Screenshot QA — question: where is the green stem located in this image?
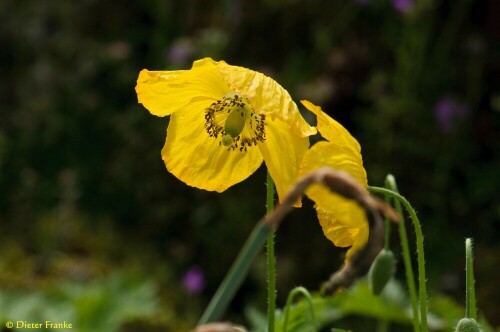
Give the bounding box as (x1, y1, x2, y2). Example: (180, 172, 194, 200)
(282, 287, 316, 332)
(465, 238, 477, 320)
(198, 223, 272, 325)
(368, 186, 428, 332)
(383, 178, 392, 251)
(383, 176, 420, 332)
(267, 171, 276, 332)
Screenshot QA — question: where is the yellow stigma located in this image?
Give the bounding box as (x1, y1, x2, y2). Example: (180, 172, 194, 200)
(221, 134, 234, 146)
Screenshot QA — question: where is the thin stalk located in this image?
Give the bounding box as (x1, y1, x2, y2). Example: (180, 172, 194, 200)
(465, 238, 477, 320)
(282, 287, 316, 332)
(383, 178, 392, 250)
(267, 171, 276, 332)
(368, 186, 428, 332)
(383, 176, 420, 332)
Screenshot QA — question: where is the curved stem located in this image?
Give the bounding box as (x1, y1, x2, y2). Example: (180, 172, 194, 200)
(368, 186, 428, 332)
(267, 171, 276, 332)
(282, 287, 316, 332)
(383, 178, 392, 250)
(383, 176, 420, 332)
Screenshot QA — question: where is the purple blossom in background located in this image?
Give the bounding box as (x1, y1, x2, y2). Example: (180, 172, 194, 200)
(182, 265, 205, 294)
(435, 97, 469, 133)
(167, 39, 193, 66)
(392, 0, 413, 13)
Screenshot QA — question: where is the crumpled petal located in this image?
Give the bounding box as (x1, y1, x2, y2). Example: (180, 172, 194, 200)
(301, 100, 361, 155)
(300, 141, 367, 200)
(316, 207, 368, 260)
(163, 101, 264, 192)
(136, 59, 229, 117)
(299, 114, 369, 260)
(215, 60, 317, 138)
(137, 57, 317, 196)
(258, 119, 310, 206)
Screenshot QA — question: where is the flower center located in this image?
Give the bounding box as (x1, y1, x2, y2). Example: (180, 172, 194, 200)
(204, 92, 266, 152)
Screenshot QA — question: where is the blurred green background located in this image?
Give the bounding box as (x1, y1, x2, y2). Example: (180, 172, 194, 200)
(1, 0, 499, 331)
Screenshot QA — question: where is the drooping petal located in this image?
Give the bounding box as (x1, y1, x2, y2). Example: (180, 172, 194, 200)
(300, 140, 367, 195)
(215, 60, 317, 138)
(258, 118, 310, 206)
(316, 207, 358, 247)
(316, 207, 368, 260)
(301, 100, 361, 154)
(163, 100, 264, 192)
(136, 59, 230, 117)
(299, 140, 368, 254)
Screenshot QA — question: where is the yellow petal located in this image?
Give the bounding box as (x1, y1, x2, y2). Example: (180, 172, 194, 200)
(215, 61, 317, 138)
(258, 119, 310, 206)
(316, 207, 367, 248)
(316, 205, 368, 261)
(300, 140, 368, 255)
(135, 60, 229, 117)
(300, 140, 367, 193)
(301, 100, 361, 154)
(162, 100, 264, 192)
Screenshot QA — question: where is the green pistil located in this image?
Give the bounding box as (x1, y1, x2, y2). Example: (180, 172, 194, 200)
(222, 96, 249, 146)
(205, 92, 266, 151)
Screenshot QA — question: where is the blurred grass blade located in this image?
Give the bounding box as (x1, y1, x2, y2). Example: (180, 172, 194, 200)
(198, 222, 272, 325)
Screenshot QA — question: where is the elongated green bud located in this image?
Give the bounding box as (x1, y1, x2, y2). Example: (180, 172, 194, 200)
(455, 318, 481, 332)
(368, 249, 396, 295)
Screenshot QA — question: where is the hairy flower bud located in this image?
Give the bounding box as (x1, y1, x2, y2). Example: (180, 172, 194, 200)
(455, 318, 481, 332)
(368, 249, 396, 295)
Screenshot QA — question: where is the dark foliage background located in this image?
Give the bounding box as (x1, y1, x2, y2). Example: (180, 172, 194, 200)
(0, 0, 499, 330)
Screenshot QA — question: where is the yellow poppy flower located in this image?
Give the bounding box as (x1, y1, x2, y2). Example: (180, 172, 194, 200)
(299, 100, 368, 259)
(135, 58, 316, 203)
